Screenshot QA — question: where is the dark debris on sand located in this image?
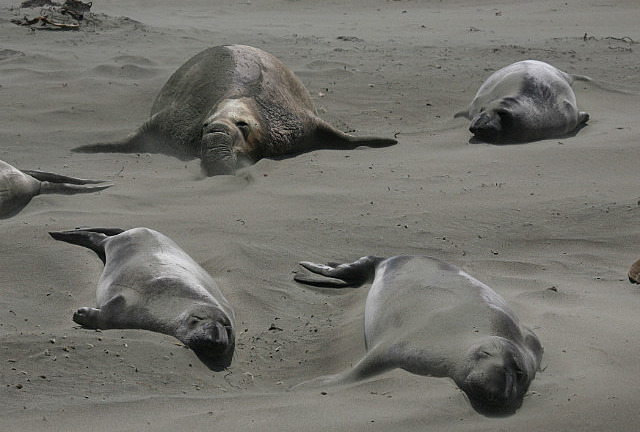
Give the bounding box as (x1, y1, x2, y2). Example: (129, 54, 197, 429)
(12, 0, 92, 30)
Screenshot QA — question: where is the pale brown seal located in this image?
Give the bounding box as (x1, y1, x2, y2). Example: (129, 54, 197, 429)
(0, 159, 112, 219)
(73, 44, 397, 175)
(455, 60, 590, 143)
(293, 255, 543, 415)
(50, 227, 235, 369)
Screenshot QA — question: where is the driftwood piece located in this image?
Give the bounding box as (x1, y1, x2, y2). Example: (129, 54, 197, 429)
(11, 15, 80, 30)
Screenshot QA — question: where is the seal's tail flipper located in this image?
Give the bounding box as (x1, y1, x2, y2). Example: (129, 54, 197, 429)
(313, 119, 397, 150)
(49, 228, 125, 263)
(294, 255, 382, 288)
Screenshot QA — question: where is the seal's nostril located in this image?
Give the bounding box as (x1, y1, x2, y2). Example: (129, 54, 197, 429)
(204, 122, 230, 135)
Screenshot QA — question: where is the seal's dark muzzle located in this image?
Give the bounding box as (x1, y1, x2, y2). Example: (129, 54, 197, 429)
(469, 112, 502, 142)
(189, 320, 235, 359)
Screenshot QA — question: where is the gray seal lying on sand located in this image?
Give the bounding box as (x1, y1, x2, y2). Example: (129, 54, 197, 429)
(50, 227, 235, 369)
(0, 159, 112, 219)
(455, 60, 590, 143)
(73, 44, 397, 175)
(293, 255, 543, 415)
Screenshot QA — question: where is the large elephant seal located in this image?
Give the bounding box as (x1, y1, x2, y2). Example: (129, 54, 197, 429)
(293, 255, 543, 415)
(455, 60, 590, 143)
(73, 44, 397, 176)
(50, 227, 235, 369)
(0, 159, 112, 219)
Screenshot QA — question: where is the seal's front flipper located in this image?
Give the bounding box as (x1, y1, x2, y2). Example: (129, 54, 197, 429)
(294, 255, 382, 288)
(454, 108, 471, 119)
(71, 130, 147, 154)
(291, 342, 394, 390)
(73, 307, 103, 329)
(312, 119, 397, 150)
(73, 295, 125, 329)
(49, 228, 124, 263)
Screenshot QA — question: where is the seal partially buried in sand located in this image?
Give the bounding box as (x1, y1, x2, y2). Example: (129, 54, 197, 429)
(0, 159, 111, 219)
(50, 227, 235, 369)
(73, 44, 397, 175)
(293, 255, 543, 414)
(455, 60, 590, 143)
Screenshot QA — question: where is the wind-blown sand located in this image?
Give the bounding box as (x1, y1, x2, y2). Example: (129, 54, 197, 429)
(1, 0, 639, 430)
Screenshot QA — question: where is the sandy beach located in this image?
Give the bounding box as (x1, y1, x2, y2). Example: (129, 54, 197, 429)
(1, 0, 639, 430)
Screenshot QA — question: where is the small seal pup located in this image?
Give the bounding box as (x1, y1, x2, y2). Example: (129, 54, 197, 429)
(50, 227, 235, 369)
(0, 159, 112, 219)
(293, 255, 543, 414)
(73, 44, 397, 176)
(455, 60, 590, 143)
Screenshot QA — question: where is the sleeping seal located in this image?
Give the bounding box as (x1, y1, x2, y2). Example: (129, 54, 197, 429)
(293, 255, 543, 415)
(73, 44, 397, 175)
(50, 227, 235, 369)
(455, 60, 590, 143)
(0, 159, 111, 219)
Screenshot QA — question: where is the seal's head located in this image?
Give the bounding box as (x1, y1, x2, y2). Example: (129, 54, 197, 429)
(177, 305, 235, 367)
(200, 98, 264, 176)
(468, 95, 532, 143)
(457, 337, 537, 415)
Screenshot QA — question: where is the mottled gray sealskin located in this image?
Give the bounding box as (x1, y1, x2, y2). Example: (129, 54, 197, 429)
(74, 45, 397, 175)
(293, 255, 543, 415)
(0, 159, 112, 219)
(50, 227, 235, 369)
(455, 60, 590, 143)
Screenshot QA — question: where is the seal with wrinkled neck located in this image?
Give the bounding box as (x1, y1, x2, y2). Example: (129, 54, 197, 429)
(73, 45, 397, 176)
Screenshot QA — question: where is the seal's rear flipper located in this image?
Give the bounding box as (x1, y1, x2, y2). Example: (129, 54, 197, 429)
(40, 182, 112, 195)
(21, 170, 109, 185)
(49, 228, 125, 263)
(294, 256, 382, 288)
(293, 272, 351, 288)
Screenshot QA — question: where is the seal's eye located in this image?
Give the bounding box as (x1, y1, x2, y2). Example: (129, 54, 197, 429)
(189, 315, 204, 326)
(476, 350, 492, 360)
(235, 121, 250, 140)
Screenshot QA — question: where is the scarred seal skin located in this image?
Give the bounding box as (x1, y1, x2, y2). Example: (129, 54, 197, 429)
(50, 227, 235, 369)
(74, 45, 397, 175)
(292, 255, 543, 415)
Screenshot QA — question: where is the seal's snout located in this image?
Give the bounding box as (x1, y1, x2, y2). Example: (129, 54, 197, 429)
(462, 362, 524, 415)
(190, 319, 235, 359)
(469, 112, 503, 142)
(200, 130, 237, 176)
